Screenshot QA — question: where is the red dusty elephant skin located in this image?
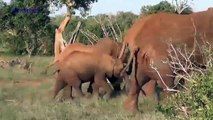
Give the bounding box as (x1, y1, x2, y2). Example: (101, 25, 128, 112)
(53, 51, 124, 99)
(123, 8, 213, 112)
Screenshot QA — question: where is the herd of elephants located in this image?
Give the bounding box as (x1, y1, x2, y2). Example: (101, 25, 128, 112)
(46, 8, 213, 113)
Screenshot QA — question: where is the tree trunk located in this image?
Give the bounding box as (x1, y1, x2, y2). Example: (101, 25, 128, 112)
(54, 0, 75, 62)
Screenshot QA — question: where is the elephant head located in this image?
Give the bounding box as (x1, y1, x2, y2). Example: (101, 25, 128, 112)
(112, 58, 124, 77)
(106, 58, 124, 78)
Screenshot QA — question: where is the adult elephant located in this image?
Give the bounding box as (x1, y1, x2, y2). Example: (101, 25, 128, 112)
(53, 51, 124, 99)
(121, 8, 213, 112)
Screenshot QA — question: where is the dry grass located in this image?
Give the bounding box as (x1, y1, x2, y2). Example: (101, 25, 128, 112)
(0, 55, 168, 120)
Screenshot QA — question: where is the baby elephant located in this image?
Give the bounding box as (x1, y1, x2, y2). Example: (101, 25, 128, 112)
(53, 51, 124, 99)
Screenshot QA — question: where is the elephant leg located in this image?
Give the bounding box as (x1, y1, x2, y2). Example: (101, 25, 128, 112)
(124, 72, 150, 113)
(94, 75, 112, 99)
(87, 80, 94, 94)
(68, 78, 84, 98)
(155, 64, 175, 104)
(91, 82, 100, 99)
(61, 86, 71, 100)
(70, 86, 73, 99)
(124, 55, 150, 113)
(53, 75, 67, 99)
(121, 72, 131, 94)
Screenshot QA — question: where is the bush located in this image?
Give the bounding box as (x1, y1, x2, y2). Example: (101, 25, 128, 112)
(157, 69, 213, 120)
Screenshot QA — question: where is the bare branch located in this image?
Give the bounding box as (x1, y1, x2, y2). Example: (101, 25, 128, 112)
(69, 21, 82, 44)
(65, 0, 75, 8)
(107, 16, 119, 42)
(94, 17, 109, 37)
(150, 60, 180, 92)
(80, 30, 97, 45)
(24, 41, 35, 58)
(115, 21, 122, 43)
(172, 0, 193, 14)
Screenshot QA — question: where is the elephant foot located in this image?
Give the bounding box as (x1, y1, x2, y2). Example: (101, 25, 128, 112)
(77, 94, 85, 98)
(103, 93, 111, 100)
(124, 95, 139, 113)
(91, 94, 100, 101)
(59, 97, 66, 102)
(85, 93, 93, 98)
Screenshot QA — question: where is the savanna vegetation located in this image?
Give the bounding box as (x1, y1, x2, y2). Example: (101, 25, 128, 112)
(0, 0, 212, 120)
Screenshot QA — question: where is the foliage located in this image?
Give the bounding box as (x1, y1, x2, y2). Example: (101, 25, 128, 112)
(157, 69, 213, 120)
(116, 11, 138, 34)
(0, 0, 55, 56)
(141, 1, 175, 15)
(0, 0, 99, 56)
(60, 0, 98, 11)
(47, 0, 98, 16)
(140, 1, 193, 16)
(53, 11, 138, 45)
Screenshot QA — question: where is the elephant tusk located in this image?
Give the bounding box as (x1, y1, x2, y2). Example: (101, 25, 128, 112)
(106, 78, 114, 90)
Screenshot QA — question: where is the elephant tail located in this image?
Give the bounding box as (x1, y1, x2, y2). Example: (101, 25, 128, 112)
(51, 69, 60, 75)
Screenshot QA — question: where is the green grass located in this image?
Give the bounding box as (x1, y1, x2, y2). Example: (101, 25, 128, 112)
(0, 82, 167, 120)
(0, 55, 54, 80)
(0, 55, 168, 120)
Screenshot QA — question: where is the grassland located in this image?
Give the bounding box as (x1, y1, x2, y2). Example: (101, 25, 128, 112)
(0, 55, 168, 120)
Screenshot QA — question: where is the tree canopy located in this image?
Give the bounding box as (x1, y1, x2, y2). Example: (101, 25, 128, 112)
(0, 0, 195, 56)
(140, 1, 193, 16)
(0, 0, 98, 56)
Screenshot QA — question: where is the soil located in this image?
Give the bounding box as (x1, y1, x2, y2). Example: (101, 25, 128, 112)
(0, 79, 48, 88)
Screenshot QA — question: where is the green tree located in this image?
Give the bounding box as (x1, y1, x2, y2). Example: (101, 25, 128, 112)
(0, 0, 53, 56)
(140, 1, 193, 16)
(115, 11, 138, 34)
(0, 0, 98, 56)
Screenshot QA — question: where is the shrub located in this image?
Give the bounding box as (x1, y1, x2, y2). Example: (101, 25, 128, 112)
(157, 69, 213, 120)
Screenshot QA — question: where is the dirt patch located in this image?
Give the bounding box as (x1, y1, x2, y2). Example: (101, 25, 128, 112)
(0, 79, 50, 88)
(0, 80, 9, 85)
(13, 80, 42, 87)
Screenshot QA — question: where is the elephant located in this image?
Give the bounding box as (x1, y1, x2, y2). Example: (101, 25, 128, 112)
(88, 37, 128, 92)
(44, 37, 128, 100)
(50, 38, 128, 98)
(53, 50, 124, 99)
(121, 8, 213, 112)
(94, 37, 127, 62)
(43, 42, 94, 74)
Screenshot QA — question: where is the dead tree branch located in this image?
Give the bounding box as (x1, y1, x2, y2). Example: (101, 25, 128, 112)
(150, 60, 180, 92)
(69, 21, 82, 44)
(79, 30, 96, 45)
(107, 16, 119, 42)
(24, 41, 35, 58)
(80, 29, 98, 44)
(94, 17, 109, 37)
(172, 0, 193, 14)
(115, 21, 122, 43)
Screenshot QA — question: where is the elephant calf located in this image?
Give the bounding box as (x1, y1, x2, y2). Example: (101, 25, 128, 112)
(53, 51, 124, 99)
